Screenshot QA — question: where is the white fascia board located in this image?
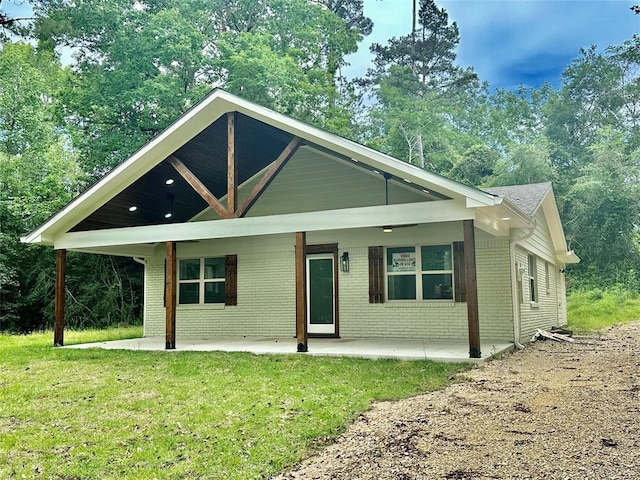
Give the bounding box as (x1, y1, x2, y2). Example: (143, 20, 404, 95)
(19, 233, 52, 246)
(557, 249, 580, 264)
(474, 197, 532, 237)
(70, 244, 157, 258)
(54, 200, 473, 250)
(541, 193, 570, 253)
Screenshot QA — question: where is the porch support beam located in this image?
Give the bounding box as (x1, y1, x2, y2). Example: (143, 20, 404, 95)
(295, 232, 308, 352)
(227, 112, 237, 214)
(55, 201, 474, 250)
(464, 219, 481, 358)
(165, 241, 177, 350)
(236, 137, 302, 218)
(167, 155, 231, 219)
(54, 249, 66, 347)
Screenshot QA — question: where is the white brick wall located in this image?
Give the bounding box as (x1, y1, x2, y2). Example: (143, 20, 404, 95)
(145, 249, 296, 337)
(476, 238, 513, 341)
(337, 246, 470, 341)
(142, 224, 540, 343)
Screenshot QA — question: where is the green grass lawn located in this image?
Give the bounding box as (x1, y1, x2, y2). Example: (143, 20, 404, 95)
(0, 328, 467, 479)
(567, 288, 640, 334)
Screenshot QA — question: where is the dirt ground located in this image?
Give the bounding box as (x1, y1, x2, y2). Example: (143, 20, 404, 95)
(273, 322, 640, 480)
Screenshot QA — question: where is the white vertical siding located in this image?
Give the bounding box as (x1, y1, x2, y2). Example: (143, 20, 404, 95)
(515, 246, 560, 341)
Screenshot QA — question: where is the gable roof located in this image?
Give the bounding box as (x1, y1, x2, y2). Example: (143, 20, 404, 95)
(483, 183, 551, 216)
(22, 89, 504, 245)
(484, 182, 578, 264)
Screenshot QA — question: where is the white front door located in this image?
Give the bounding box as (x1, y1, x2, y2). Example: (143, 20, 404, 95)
(306, 254, 336, 335)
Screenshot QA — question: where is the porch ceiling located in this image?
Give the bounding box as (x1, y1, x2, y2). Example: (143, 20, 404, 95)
(71, 113, 294, 232)
(69, 113, 452, 233)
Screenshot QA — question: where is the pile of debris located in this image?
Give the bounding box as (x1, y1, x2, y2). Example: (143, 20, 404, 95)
(531, 326, 574, 342)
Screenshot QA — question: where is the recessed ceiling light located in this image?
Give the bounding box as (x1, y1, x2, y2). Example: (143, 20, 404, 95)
(165, 179, 174, 185)
(128, 206, 138, 212)
(501, 217, 511, 221)
(164, 212, 172, 219)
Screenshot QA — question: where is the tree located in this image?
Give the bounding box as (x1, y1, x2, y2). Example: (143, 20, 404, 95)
(563, 127, 640, 284)
(0, 0, 33, 40)
(487, 140, 555, 187)
(369, 0, 476, 93)
(363, 0, 479, 173)
(0, 43, 82, 331)
(0, 42, 143, 332)
(32, 0, 368, 171)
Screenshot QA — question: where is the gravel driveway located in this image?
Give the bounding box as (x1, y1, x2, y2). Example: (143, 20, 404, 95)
(274, 321, 640, 479)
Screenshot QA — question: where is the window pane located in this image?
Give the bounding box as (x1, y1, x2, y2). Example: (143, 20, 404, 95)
(423, 274, 453, 300)
(204, 257, 225, 279)
(387, 247, 416, 273)
(204, 281, 225, 303)
(388, 275, 416, 300)
(421, 245, 452, 271)
(179, 283, 199, 304)
(179, 259, 200, 280)
(528, 255, 537, 302)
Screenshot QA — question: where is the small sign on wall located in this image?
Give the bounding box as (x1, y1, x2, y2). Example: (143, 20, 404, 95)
(391, 252, 416, 272)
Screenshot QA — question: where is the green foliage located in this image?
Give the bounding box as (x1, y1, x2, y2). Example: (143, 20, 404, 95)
(567, 288, 640, 333)
(0, 332, 467, 479)
(33, 0, 367, 171)
(563, 128, 640, 278)
(1, 0, 640, 332)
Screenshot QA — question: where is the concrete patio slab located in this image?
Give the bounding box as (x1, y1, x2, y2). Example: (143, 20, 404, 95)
(65, 336, 514, 362)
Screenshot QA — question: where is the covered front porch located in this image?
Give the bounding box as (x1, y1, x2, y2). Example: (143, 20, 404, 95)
(24, 91, 529, 359)
(64, 335, 514, 362)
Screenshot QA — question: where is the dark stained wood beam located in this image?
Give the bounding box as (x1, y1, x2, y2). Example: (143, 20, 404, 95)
(295, 232, 308, 352)
(167, 155, 231, 219)
(236, 137, 302, 218)
(464, 219, 481, 358)
(227, 112, 237, 214)
(54, 249, 66, 347)
(165, 241, 177, 350)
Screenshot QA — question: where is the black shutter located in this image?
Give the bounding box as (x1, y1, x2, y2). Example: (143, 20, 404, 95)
(368, 246, 385, 303)
(453, 241, 466, 302)
(225, 255, 238, 306)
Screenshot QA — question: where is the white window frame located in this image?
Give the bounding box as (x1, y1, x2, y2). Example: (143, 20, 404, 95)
(528, 254, 538, 304)
(385, 244, 454, 302)
(178, 257, 225, 305)
(545, 261, 550, 294)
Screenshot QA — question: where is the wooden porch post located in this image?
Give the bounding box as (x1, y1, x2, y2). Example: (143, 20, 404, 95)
(295, 232, 308, 352)
(464, 219, 481, 358)
(54, 249, 66, 347)
(165, 241, 177, 350)
(227, 112, 237, 214)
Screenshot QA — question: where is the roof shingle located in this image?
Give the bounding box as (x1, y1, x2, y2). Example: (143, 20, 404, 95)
(482, 182, 552, 216)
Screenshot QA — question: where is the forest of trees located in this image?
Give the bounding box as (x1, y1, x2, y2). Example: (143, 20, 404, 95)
(0, 0, 639, 332)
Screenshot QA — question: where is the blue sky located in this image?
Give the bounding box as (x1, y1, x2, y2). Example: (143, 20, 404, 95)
(345, 0, 639, 90)
(3, 0, 639, 91)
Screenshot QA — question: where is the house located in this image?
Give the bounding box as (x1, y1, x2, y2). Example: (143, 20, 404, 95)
(22, 89, 579, 358)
